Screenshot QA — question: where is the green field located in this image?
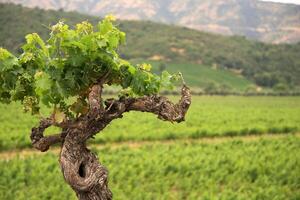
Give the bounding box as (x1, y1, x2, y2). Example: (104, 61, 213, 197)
(0, 136, 299, 200)
(145, 61, 253, 91)
(0, 96, 299, 151)
(0, 96, 299, 199)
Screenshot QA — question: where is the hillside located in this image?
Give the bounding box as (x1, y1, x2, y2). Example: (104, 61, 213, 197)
(145, 61, 253, 91)
(0, 3, 299, 90)
(1, 0, 300, 43)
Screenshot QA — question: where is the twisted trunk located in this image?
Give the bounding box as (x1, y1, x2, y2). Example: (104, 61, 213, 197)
(30, 85, 191, 200)
(59, 129, 112, 200)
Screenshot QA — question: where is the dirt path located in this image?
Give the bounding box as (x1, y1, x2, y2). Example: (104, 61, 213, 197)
(0, 133, 299, 161)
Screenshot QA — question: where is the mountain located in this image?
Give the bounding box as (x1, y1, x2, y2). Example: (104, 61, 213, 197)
(0, 3, 299, 90)
(1, 0, 300, 43)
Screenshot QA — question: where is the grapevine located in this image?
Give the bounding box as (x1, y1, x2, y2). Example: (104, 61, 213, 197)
(0, 15, 191, 200)
(0, 15, 180, 119)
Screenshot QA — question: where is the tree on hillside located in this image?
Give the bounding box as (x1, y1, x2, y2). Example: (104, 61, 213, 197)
(0, 16, 191, 200)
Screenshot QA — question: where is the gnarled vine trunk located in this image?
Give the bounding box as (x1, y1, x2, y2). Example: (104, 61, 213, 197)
(30, 85, 191, 200)
(59, 129, 112, 200)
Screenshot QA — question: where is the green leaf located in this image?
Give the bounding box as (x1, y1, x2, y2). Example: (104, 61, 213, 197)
(23, 33, 49, 57)
(76, 21, 93, 35)
(139, 63, 152, 71)
(161, 71, 174, 90)
(0, 48, 14, 60)
(0, 48, 18, 70)
(0, 16, 182, 115)
(107, 33, 119, 49)
(34, 71, 52, 96)
(98, 19, 113, 35)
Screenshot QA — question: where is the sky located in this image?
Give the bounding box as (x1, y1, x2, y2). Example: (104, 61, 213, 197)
(260, 0, 300, 4)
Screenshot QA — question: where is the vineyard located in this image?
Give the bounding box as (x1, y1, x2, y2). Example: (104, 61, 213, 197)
(0, 96, 299, 199)
(0, 135, 299, 199)
(0, 3, 299, 200)
(0, 96, 299, 151)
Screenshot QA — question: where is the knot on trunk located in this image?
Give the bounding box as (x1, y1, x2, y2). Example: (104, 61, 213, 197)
(60, 133, 112, 200)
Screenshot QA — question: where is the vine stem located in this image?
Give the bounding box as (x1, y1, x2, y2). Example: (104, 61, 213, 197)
(30, 84, 191, 199)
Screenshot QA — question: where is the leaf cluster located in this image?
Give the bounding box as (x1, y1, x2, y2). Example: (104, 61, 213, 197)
(0, 16, 180, 116)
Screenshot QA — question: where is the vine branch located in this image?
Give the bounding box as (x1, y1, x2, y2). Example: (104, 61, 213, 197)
(30, 85, 191, 151)
(30, 118, 65, 152)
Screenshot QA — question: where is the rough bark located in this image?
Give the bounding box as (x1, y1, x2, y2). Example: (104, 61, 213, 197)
(30, 84, 191, 200)
(59, 128, 112, 200)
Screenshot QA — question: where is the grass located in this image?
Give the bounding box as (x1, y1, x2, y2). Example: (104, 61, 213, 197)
(0, 136, 299, 200)
(145, 61, 254, 91)
(0, 96, 299, 151)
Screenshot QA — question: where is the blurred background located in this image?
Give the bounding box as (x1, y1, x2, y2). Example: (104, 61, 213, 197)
(0, 0, 299, 199)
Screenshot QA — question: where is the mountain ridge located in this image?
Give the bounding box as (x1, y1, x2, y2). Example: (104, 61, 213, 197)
(1, 0, 300, 43)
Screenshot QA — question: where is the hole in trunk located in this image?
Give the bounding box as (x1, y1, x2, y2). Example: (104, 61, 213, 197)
(78, 163, 86, 178)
